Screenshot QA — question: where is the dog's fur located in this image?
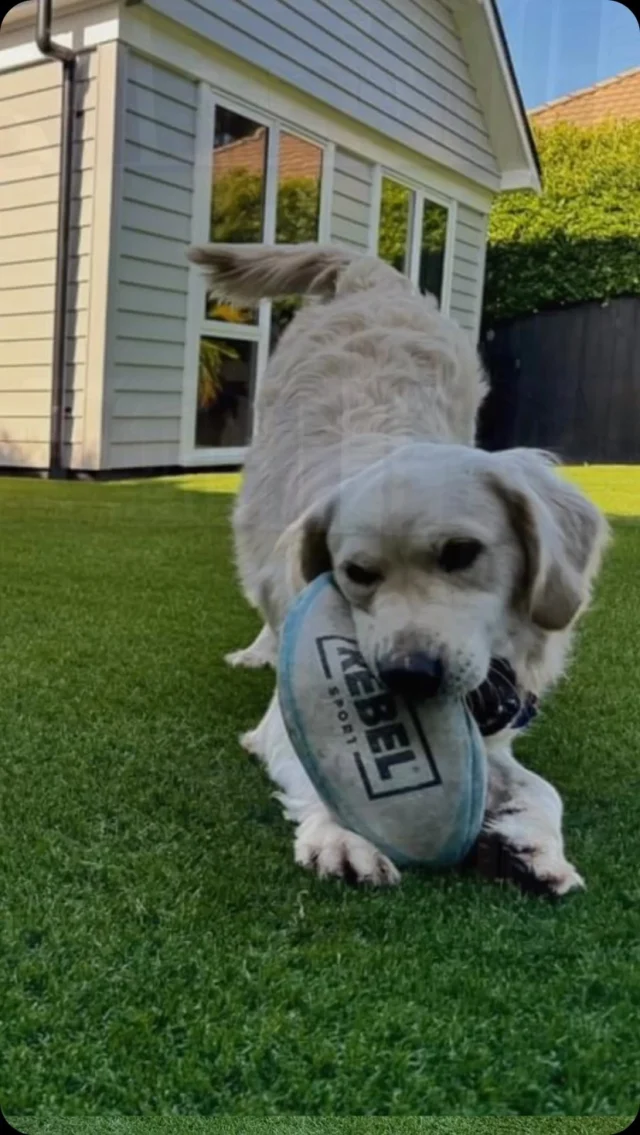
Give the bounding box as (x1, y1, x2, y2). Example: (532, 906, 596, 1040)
(189, 243, 609, 894)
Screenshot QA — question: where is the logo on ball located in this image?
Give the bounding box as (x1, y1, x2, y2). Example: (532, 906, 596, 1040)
(315, 635, 442, 800)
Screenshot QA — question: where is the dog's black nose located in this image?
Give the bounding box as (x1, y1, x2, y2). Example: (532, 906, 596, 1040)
(377, 652, 444, 700)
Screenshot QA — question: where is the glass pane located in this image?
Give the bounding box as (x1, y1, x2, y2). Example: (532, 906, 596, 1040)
(378, 176, 413, 275)
(270, 133, 324, 351)
(207, 106, 267, 324)
(419, 199, 448, 303)
(195, 336, 257, 449)
(275, 133, 322, 244)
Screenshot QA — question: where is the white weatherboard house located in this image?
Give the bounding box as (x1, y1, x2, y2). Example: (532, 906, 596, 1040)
(0, 0, 539, 475)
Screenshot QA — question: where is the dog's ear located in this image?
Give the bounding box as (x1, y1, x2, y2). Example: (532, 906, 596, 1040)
(489, 450, 609, 632)
(278, 493, 335, 591)
(256, 492, 336, 628)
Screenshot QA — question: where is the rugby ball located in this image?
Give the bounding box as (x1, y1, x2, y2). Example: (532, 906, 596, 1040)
(278, 573, 487, 868)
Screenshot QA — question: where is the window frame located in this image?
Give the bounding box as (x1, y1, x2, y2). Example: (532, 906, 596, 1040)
(181, 83, 334, 466)
(371, 164, 457, 318)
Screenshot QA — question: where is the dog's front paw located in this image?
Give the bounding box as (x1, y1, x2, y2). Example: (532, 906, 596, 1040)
(225, 626, 277, 670)
(295, 815, 401, 887)
(225, 645, 271, 669)
(468, 826, 585, 898)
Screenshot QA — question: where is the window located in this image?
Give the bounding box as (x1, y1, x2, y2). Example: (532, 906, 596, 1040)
(419, 199, 448, 302)
(196, 337, 257, 449)
(276, 132, 322, 244)
(192, 98, 328, 452)
(272, 132, 324, 347)
(378, 176, 413, 276)
(206, 106, 265, 325)
(377, 175, 451, 308)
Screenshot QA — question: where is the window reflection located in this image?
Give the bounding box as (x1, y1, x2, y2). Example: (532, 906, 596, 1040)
(195, 336, 257, 448)
(270, 133, 323, 349)
(378, 176, 413, 275)
(206, 106, 267, 324)
(419, 199, 448, 303)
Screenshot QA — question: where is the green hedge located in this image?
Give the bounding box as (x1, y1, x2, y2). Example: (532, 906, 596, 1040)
(484, 121, 640, 323)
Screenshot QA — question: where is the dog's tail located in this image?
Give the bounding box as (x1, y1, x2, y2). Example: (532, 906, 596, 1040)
(186, 242, 414, 305)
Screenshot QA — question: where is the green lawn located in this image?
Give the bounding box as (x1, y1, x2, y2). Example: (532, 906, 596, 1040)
(7, 1119, 636, 1134)
(1, 470, 639, 1119)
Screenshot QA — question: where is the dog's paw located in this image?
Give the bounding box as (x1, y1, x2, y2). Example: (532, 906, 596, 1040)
(467, 828, 585, 898)
(295, 816, 401, 887)
(239, 727, 265, 759)
(225, 627, 277, 670)
(511, 841, 585, 897)
(225, 645, 272, 669)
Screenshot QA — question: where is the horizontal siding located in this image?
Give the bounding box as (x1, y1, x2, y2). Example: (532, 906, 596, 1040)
(145, 0, 498, 187)
(449, 203, 488, 339)
(102, 441, 183, 468)
(106, 52, 197, 470)
(330, 148, 372, 252)
(0, 364, 76, 393)
(0, 53, 97, 469)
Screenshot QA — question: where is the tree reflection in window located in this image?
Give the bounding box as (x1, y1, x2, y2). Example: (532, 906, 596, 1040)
(206, 107, 267, 324)
(196, 336, 257, 448)
(271, 133, 322, 349)
(378, 177, 413, 275)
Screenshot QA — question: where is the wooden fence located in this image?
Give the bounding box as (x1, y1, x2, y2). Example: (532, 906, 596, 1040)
(478, 295, 640, 463)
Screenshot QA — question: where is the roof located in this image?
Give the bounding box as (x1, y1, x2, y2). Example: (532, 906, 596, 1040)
(530, 67, 640, 128)
(450, 0, 542, 192)
(486, 0, 542, 184)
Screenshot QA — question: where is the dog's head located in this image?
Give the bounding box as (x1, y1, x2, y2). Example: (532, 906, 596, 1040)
(267, 444, 608, 699)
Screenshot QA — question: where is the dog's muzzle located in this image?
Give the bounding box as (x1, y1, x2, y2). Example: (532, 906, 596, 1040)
(377, 651, 444, 700)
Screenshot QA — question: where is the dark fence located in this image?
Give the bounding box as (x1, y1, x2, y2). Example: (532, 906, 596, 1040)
(478, 295, 640, 463)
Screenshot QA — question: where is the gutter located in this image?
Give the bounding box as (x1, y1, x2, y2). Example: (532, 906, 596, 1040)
(35, 0, 77, 478)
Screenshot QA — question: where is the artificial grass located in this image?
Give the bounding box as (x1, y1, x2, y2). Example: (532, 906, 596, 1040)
(8, 1119, 636, 1133)
(561, 465, 640, 517)
(0, 471, 639, 1118)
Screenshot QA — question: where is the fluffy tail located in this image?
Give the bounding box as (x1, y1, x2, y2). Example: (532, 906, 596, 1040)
(186, 242, 414, 305)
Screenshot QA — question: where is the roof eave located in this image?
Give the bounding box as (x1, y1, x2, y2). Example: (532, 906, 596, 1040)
(450, 0, 542, 194)
(500, 168, 542, 192)
(485, 0, 542, 185)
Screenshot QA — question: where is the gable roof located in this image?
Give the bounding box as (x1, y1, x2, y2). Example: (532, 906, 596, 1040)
(450, 0, 541, 192)
(530, 67, 640, 128)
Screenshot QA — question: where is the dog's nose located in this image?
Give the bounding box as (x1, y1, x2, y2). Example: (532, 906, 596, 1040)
(377, 652, 444, 700)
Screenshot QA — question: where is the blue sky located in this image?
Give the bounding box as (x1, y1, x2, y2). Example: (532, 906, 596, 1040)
(497, 0, 640, 108)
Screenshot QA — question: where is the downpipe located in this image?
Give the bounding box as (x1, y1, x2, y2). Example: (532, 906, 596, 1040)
(36, 0, 77, 478)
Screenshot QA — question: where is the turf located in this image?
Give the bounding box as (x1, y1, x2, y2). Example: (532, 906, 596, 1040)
(8, 1119, 636, 1134)
(1, 470, 639, 1118)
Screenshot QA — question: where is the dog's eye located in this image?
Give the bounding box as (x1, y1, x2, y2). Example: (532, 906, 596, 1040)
(438, 539, 484, 573)
(344, 563, 382, 587)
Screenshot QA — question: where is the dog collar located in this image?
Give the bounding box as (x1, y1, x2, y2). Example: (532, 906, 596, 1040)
(466, 657, 538, 738)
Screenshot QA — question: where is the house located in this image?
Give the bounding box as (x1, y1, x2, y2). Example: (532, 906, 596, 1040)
(0, 0, 539, 475)
(530, 66, 640, 128)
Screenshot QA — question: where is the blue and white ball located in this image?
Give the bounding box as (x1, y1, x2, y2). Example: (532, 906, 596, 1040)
(278, 573, 487, 869)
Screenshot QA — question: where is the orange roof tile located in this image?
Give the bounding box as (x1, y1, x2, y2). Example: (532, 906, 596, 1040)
(530, 67, 640, 127)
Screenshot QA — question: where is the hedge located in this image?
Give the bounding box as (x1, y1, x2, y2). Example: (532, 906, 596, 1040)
(484, 120, 640, 323)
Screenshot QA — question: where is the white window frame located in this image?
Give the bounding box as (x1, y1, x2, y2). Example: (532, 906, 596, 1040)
(370, 165, 457, 318)
(180, 83, 334, 467)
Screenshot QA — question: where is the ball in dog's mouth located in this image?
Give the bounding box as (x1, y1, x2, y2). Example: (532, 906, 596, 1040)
(278, 573, 489, 868)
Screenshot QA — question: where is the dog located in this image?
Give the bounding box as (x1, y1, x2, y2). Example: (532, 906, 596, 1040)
(188, 243, 608, 894)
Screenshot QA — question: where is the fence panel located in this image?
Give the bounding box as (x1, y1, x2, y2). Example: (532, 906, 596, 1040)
(479, 296, 640, 463)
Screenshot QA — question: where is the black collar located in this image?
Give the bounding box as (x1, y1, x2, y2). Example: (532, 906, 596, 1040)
(466, 657, 538, 738)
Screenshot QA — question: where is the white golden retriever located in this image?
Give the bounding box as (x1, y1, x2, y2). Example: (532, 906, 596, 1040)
(188, 243, 608, 896)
